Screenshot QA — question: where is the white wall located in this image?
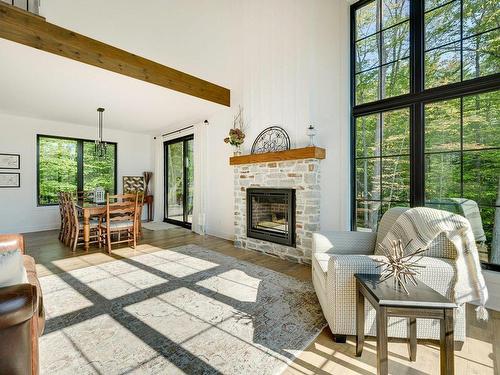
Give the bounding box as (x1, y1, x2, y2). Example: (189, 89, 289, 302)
(204, 0, 351, 239)
(0, 112, 153, 234)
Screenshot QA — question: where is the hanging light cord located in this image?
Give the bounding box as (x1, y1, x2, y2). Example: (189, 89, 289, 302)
(95, 108, 107, 157)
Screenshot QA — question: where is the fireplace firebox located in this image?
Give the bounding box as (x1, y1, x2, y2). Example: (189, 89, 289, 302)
(246, 188, 295, 247)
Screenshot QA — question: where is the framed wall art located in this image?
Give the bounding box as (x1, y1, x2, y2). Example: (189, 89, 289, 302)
(0, 172, 20, 188)
(123, 176, 145, 193)
(0, 153, 20, 169)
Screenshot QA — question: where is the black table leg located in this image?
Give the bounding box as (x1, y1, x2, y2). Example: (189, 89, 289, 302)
(376, 306, 388, 375)
(440, 308, 454, 374)
(356, 280, 365, 357)
(408, 317, 417, 361)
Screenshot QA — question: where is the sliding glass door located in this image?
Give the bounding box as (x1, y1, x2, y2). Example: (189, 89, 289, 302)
(164, 135, 194, 228)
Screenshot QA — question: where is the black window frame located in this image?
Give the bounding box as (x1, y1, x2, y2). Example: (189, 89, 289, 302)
(36, 134, 118, 206)
(163, 134, 194, 230)
(350, 0, 500, 271)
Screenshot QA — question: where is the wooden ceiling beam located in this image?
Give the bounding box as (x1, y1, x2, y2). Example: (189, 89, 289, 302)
(0, 2, 230, 106)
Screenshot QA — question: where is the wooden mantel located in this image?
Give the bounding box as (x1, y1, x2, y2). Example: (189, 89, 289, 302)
(229, 146, 326, 165)
(0, 2, 230, 106)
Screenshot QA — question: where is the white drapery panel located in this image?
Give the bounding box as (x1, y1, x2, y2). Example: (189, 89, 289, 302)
(192, 122, 207, 235)
(152, 136, 164, 222)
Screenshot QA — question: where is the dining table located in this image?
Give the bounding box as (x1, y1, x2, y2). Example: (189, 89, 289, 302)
(75, 201, 107, 251)
(75, 197, 145, 251)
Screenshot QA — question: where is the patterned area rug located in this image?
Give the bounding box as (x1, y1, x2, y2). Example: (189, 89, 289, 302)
(142, 221, 177, 231)
(39, 245, 326, 374)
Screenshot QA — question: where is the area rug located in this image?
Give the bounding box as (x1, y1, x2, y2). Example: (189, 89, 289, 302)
(142, 221, 178, 231)
(39, 245, 326, 374)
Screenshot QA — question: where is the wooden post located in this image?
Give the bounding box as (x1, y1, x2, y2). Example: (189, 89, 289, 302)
(440, 308, 455, 375)
(376, 307, 388, 375)
(356, 280, 365, 357)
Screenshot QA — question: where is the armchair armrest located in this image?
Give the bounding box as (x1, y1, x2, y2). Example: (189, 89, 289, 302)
(0, 234, 25, 254)
(313, 231, 377, 255)
(0, 284, 38, 330)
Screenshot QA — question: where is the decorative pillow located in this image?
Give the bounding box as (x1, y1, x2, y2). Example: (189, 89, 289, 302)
(0, 249, 28, 288)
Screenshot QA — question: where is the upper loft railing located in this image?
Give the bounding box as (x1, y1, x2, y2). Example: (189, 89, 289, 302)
(2, 0, 39, 15)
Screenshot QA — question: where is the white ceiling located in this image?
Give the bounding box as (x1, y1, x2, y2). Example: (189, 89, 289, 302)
(0, 31, 228, 134)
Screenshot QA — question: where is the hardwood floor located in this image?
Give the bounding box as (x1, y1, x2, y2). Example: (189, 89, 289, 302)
(24, 228, 499, 375)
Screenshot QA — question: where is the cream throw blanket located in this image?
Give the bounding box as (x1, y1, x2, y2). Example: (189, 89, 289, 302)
(379, 207, 489, 320)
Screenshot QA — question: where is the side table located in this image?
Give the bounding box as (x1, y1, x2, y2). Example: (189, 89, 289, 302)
(355, 273, 457, 375)
(145, 195, 154, 222)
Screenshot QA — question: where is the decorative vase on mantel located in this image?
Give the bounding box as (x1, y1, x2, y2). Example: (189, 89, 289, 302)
(233, 144, 242, 156)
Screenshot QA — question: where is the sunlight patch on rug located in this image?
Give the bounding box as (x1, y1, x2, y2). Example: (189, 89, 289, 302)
(39, 245, 326, 375)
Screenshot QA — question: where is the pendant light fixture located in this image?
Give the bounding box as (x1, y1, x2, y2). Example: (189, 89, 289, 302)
(95, 108, 107, 158)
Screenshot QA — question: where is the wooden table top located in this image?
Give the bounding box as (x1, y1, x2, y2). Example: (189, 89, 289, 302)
(75, 200, 128, 214)
(355, 273, 456, 309)
(75, 201, 106, 209)
(75, 198, 128, 209)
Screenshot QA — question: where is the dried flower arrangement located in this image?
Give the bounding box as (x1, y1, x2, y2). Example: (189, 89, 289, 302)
(224, 106, 245, 155)
(224, 128, 245, 146)
(375, 239, 427, 295)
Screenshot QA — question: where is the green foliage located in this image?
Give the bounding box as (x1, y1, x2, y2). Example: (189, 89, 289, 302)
(354, 0, 500, 263)
(38, 137, 78, 205)
(38, 136, 116, 205)
(166, 139, 194, 220)
(83, 141, 116, 193)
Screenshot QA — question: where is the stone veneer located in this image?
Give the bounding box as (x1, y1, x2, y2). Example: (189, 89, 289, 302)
(233, 159, 321, 263)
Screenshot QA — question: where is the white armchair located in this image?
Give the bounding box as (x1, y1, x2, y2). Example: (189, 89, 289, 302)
(312, 207, 465, 343)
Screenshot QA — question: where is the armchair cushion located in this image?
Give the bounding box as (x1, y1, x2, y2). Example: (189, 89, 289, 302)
(0, 249, 28, 288)
(100, 220, 134, 229)
(313, 231, 376, 255)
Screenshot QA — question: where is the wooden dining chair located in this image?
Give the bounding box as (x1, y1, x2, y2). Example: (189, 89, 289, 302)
(61, 192, 74, 246)
(115, 193, 138, 203)
(138, 192, 145, 238)
(58, 192, 66, 241)
(122, 192, 145, 238)
(129, 192, 145, 238)
(68, 200, 100, 252)
(99, 193, 139, 254)
(77, 190, 94, 202)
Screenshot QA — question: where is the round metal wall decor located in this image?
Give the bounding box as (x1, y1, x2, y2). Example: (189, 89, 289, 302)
(251, 126, 291, 154)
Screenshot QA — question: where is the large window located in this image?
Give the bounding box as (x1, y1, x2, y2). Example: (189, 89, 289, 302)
(37, 135, 117, 205)
(351, 0, 500, 268)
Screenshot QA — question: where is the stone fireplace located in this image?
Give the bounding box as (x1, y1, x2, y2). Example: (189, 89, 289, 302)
(232, 147, 325, 264)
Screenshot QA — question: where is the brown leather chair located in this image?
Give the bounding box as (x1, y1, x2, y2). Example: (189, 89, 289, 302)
(0, 234, 45, 375)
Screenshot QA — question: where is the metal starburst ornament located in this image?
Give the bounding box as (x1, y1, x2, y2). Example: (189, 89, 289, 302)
(375, 239, 427, 295)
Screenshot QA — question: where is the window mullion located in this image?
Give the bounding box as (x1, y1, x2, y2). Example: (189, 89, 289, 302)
(377, 0, 382, 102)
(410, 102, 425, 207)
(460, 0, 464, 82)
(77, 140, 84, 193)
(410, 0, 425, 208)
(411, 0, 424, 95)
